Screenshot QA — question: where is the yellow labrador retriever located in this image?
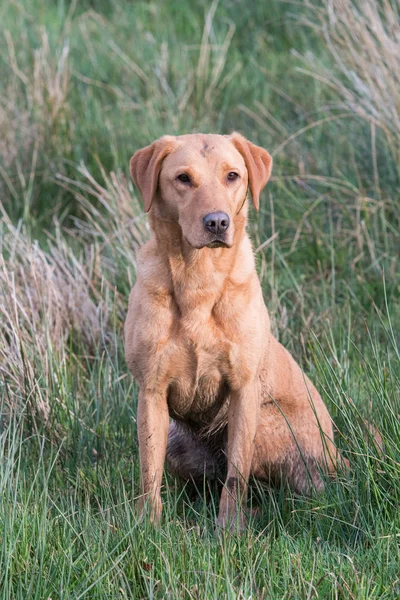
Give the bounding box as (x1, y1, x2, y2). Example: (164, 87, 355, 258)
(125, 133, 344, 530)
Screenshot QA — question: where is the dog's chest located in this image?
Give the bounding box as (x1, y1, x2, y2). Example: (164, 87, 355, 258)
(165, 318, 234, 427)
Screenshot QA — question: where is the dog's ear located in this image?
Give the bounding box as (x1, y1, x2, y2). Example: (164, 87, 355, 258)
(130, 136, 176, 213)
(228, 132, 272, 211)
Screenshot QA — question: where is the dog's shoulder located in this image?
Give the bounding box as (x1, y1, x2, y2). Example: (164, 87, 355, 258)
(134, 239, 171, 294)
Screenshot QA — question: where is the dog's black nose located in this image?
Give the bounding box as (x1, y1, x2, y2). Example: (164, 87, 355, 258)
(203, 212, 230, 235)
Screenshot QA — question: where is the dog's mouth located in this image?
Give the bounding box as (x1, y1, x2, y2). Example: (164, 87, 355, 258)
(206, 240, 230, 249)
(184, 236, 232, 250)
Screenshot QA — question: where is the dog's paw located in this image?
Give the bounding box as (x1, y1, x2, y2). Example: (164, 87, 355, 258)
(136, 494, 163, 525)
(215, 509, 247, 534)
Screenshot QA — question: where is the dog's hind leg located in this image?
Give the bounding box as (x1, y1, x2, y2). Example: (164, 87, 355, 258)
(166, 421, 226, 482)
(252, 336, 345, 494)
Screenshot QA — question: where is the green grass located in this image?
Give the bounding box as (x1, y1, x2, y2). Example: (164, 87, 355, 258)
(1, 0, 400, 597)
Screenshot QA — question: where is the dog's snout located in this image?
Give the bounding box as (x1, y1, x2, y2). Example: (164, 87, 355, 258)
(203, 212, 230, 235)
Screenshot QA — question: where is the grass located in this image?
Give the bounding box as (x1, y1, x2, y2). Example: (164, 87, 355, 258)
(0, 0, 399, 597)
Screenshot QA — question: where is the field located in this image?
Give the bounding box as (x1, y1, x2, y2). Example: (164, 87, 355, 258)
(0, 0, 399, 597)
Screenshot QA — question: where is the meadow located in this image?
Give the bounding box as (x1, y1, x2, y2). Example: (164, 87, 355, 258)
(0, 0, 399, 597)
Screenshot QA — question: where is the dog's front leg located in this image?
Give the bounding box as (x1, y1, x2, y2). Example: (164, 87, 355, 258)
(217, 380, 260, 531)
(136, 388, 169, 524)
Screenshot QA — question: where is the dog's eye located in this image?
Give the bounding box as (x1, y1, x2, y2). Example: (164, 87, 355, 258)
(177, 173, 191, 184)
(227, 172, 239, 182)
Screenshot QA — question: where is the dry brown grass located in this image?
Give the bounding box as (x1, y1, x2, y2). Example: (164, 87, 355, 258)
(56, 164, 150, 287)
(0, 213, 102, 418)
(0, 164, 146, 418)
(299, 0, 400, 161)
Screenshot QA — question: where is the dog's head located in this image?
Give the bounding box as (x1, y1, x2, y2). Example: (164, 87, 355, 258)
(130, 133, 272, 249)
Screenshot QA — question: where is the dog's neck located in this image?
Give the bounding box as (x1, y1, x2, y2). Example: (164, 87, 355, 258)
(149, 212, 253, 317)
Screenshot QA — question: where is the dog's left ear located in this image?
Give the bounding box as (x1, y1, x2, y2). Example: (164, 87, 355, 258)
(228, 132, 272, 211)
(130, 136, 176, 213)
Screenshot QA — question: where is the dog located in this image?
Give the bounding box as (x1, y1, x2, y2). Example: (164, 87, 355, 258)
(124, 132, 345, 530)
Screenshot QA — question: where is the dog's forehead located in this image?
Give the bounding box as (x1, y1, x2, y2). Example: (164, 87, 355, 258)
(165, 134, 245, 167)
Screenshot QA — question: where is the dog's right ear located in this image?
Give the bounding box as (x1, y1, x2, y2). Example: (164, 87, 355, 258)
(130, 137, 176, 213)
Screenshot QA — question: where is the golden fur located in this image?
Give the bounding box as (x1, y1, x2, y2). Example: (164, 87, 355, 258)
(125, 132, 344, 530)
